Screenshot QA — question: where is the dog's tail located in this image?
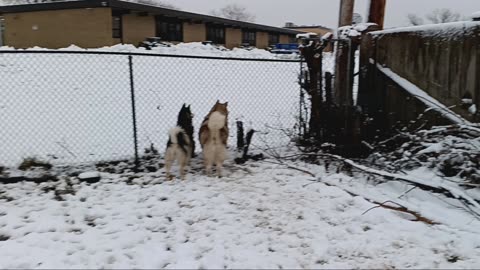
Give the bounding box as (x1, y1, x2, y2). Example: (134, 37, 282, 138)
(168, 126, 189, 154)
(207, 111, 226, 130)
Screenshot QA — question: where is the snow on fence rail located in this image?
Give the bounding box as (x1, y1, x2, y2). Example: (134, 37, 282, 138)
(0, 50, 301, 167)
(371, 21, 480, 39)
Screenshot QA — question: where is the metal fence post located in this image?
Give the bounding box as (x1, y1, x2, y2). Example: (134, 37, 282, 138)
(128, 55, 140, 171)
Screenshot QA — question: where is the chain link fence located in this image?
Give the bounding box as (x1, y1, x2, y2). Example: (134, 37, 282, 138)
(0, 51, 301, 167)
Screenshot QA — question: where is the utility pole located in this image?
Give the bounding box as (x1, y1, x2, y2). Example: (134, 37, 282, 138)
(338, 0, 355, 27)
(336, 0, 362, 153)
(368, 0, 386, 29)
(335, 0, 355, 106)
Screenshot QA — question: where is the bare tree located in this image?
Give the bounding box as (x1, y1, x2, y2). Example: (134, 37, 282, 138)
(408, 8, 462, 25)
(426, 8, 461, 23)
(210, 4, 256, 22)
(407, 13, 424, 26)
(352, 13, 363, 25)
(130, 0, 180, 9)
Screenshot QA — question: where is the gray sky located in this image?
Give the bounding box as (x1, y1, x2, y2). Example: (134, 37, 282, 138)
(170, 0, 480, 28)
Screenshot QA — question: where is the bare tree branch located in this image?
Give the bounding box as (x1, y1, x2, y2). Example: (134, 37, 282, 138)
(362, 200, 440, 225)
(264, 151, 480, 220)
(210, 4, 256, 22)
(407, 13, 424, 26)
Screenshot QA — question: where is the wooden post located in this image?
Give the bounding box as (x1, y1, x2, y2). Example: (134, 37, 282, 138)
(338, 0, 355, 27)
(356, 24, 381, 142)
(368, 0, 386, 29)
(335, 0, 355, 106)
(475, 26, 480, 121)
(325, 72, 333, 104)
(357, 24, 380, 109)
(334, 40, 353, 106)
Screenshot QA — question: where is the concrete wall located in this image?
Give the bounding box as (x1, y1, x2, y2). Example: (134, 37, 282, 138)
(183, 22, 206, 43)
(3, 8, 114, 49)
(225, 28, 241, 49)
(256, 31, 269, 49)
(123, 13, 155, 46)
(279, 34, 291, 44)
(360, 22, 480, 129)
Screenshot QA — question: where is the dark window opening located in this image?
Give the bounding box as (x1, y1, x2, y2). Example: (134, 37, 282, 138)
(268, 33, 279, 45)
(206, 24, 225, 44)
(242, 30, 256, 46)
(112, 15, 122, 39)
(289, 35, 297, 43)
(155, 17, 183, 42)
(0, 16, 4, 47)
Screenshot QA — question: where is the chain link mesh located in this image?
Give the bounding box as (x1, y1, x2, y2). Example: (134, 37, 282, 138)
(0, 51, 301, 167)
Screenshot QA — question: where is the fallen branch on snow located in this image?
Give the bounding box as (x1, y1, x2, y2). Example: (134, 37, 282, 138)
(362, 200, 439, 225)
(264, 152, 480, 221)
(261, 158, 441, 226)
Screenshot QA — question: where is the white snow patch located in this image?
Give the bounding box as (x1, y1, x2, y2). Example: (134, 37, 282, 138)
(321, 32, 334, 40)
(462, 98, 473, 105)
(78, 171, 100, 180)
(1, 42, 301, 60)
(353, 23, 378, 32)
(296, 32, 318, 39)
(469, 104, 477, 115)
(472, 11, 480, 20)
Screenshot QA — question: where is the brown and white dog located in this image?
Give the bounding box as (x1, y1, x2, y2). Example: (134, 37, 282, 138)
(164, 104, 194, 180)
(199, 100, 229, 177)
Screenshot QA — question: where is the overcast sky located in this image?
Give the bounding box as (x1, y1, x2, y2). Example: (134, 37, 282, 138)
(170, 0, 480, 29)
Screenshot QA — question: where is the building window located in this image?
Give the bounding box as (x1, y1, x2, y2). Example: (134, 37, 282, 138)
(155, 17, 183, 42)
(206, 24, 225, 44)
(289, 35, 297, 43)
(0, 17, 4, 47)
(242, 30, 256, 46)
(268, 33, 279, 45)
(112, 15, 122, 39)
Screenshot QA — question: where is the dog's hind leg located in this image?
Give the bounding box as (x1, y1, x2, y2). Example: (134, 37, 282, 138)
(179, 161, 186, 180)
(215, 160, 223, 178)
(179, 153, 188, 180)
(164, 148, 175, 180)
(215, 146, 226, 178)
(205, 158, 213, 176)
(203, 144, 214, 176)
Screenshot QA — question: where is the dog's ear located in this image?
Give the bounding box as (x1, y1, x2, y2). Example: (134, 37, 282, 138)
(216, 99, 220, 104)
(182, 103, 186, 108)
(224, 102, 228, 107)
(187, 104, 191, 109)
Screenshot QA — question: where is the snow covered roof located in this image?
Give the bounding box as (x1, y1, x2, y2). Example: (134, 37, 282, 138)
(0, 0, 303, 36)
(472, 11, 480, 20)
(285, 25, 332, 30)
(296, 32, 319, 39)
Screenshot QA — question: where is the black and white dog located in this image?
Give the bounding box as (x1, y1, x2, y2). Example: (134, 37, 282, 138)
(164, 104, 194, 179)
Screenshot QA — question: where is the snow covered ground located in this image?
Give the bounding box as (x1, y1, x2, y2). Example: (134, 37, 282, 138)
(2, 42, 478, 270)
(0, 149, 479, 269)
(0, 43, 305, 166)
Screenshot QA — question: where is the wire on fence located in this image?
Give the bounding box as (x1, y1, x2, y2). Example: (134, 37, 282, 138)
(0, 50, 302, 168)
